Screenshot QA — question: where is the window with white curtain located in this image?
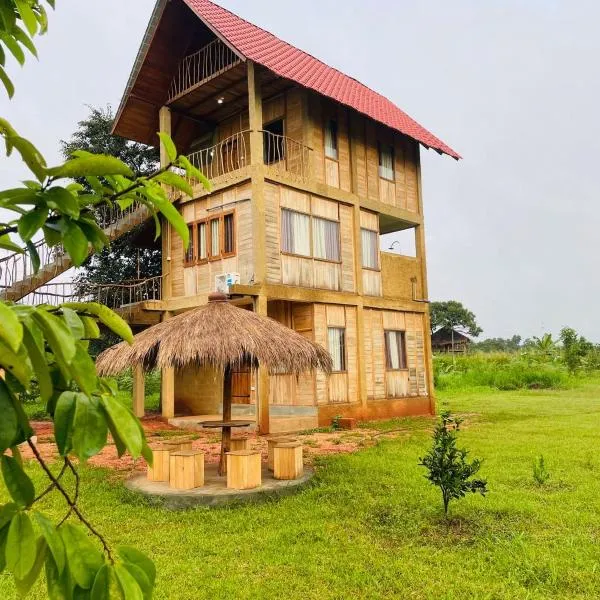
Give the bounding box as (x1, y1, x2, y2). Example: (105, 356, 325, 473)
(361, 228, 379, 269)
(197, 222, 207, 261)
(378, 143, 395, 180)
(223, 213, 235, 255)
(324, 119, 338, 160)
(312, 217, 340, 262)
(328, 327, 346, 372)
(281, 208, 311, 256)
(210, 218, 220, 257)
(385, 330, 407, 370)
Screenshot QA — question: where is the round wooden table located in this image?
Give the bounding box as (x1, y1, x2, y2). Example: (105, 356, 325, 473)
(198, 420, 253, 475)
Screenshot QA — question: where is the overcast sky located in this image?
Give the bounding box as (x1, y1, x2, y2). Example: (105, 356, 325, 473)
(1, 0, 598, 341)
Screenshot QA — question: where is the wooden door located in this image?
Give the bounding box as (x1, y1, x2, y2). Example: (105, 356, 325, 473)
(231, 364, 251, 404)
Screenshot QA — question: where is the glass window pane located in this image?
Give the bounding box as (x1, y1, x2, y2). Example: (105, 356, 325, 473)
(328, 327, 346, 372)
(325, 119, 338, 160)
(185, 224, 195, 263)
(312, 217, 340, 262)
(378, 144, 395, 180)
(361, 228, 379, 269)
(224, 213, 234, 254)
(210, 218, 220, 257)
(198, 222, 207, 260)
(281, 209, 310, 256)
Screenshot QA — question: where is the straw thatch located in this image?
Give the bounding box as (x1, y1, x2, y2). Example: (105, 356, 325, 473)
(96, 293, 332, 376)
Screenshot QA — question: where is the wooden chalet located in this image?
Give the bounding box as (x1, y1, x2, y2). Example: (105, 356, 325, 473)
(431, 328, 471, 354)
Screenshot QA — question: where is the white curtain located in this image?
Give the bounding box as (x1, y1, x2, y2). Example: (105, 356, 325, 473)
(378, 145, 394, 180)
(328, 327, 346, 372)
(385, 331, 406, 369)
(324, 119, 338, 160)
(198, 222, 207, 260)
(361, 228, 378, 269)
(312, 217, 340, 261)
(210, 218, 220, 257)
(186, 225, 195, 263)
(281, 209, 310, 256)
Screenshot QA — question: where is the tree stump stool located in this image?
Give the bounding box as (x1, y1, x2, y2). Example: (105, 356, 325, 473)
(267, 436, 297, 471)
(273, 442, 304, 480)
(169, 451, 205, 490)
(161, 439, 193, 452)
(226, 450, 261, 490)
(230, 438, 249, 451)
(147, 447, 171, 482)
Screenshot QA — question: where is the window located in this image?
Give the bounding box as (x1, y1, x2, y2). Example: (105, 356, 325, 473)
(197, 221, 207, 261)
(385, 330, 407, 370)
(263, 119, 285, 164)
(210, 218, 220, 258)
(361, 228, 379, 269)
(312, 217, 340, 262)
(328, 327, 346, 372)
(223, 213, 235, 256)
(185, 224, 195, 264)
(324, 119, 338, 160)
(281, 208, 311, 256)
(378, 143, 395, 180)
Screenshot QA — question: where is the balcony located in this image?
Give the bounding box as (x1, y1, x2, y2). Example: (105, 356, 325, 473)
(183, 129, 313, 190)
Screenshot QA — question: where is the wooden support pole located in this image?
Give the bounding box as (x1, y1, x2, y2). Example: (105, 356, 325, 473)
(132, 363, 145, 418)
(160, 310, 175, 419)
(159, 106, 173, 301)
(219, 366, 233, 476)
(254, 294, 270, 435)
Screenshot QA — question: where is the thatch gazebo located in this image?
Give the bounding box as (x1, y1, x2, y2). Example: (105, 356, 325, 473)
(97, 292, 332, 474)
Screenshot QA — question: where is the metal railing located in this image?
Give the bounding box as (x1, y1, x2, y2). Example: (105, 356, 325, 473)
(17, 276, 163, 310)
(168, 39, 241, 102)
(260, 130, 313, 182)
(0, 200, 149, 301)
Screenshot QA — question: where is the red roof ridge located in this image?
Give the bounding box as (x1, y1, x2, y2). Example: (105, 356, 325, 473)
(183, 0, 461, 159)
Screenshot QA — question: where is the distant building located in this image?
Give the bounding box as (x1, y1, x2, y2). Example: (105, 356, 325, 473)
(431, 328, 470, 354)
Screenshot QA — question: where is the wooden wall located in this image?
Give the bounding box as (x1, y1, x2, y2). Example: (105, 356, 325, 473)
(380, 252, 422, 300)
(360, 210, 382, 297)
(174, 182, 253, 297)
(363, 309, 428, 400)
(307, 92, 421, 214)
(264, 183, 356, 293)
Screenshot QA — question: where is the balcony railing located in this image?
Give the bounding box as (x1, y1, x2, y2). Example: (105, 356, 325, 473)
(168, 39, 242, 103)
(261, 130, 313, 183)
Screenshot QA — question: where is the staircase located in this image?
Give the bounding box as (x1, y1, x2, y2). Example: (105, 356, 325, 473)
(0, 202, 151, 302)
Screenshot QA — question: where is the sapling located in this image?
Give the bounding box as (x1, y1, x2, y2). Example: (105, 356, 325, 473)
(533, 455, 550, 485)
(419, 411, 488, 515)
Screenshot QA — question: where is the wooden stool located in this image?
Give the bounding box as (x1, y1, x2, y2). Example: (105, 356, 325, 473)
(274, 442, 303, 480)
(267, 437, 297, 471)
(230, 438, 249, 451)
(169, 451, 205, 490)
(147, 446, 171, 482)
(226, 451, 261, 490)
(161, 439, 193, 452)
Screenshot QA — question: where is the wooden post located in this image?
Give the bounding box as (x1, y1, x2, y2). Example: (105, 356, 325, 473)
(132, 363, 145, 418)
(247, 61, 264, 168)
(160, 310, 175, 419)
(219, 366, 233, 475)
(254, 295, 270, 435)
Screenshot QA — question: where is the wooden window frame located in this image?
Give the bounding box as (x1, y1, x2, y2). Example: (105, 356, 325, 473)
(384, 330, 408, 371)
(328, 326, 347, 373)
(360, 226, 380, 272)
(184, 222, 197, 266)
(324, 117, 339, 162)
(183, 210, 236, 266)
(378, 141, 395, 183)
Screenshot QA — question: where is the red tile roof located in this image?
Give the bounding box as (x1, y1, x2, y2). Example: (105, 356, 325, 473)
(183, 0, 460, 159)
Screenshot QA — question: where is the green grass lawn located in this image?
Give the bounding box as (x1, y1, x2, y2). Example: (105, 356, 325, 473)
(4, 378, 600, 599)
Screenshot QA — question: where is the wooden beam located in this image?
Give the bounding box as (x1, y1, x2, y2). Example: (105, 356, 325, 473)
(254, 294, 270, 435)
(159, 106, 173, 301)
(132, 364, 145, 418)
(160, 310, 175, 419)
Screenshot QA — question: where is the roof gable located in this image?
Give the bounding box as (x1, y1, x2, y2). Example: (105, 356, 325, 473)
(182, 0, 460, 159)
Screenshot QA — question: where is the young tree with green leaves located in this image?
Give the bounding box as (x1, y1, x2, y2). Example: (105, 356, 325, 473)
(0, 3, 208, 597)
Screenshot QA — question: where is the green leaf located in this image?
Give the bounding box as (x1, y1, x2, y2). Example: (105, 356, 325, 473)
(0, 337, 32, 387)
(0, 503, 18, 530)
(0, 233, 23, 253)
(60, 523, 104, 590)
(6, 513, 36, 580)
(90, 564, 112, 600)
(8, 136, 47, 183)
(43, 224, 62, 247)
(15, 537, 47, 597)
(157, 132, 177, 163)
(53, 391, 77, 455)
(154, 171, 193, 197)
(45, 553, 70, 600)
(0, 31, 25, 65)
(115, 564, 143, 600)
(45, 187, 80, 218)
(0, 64, 14, 98)
(76, 219, 109, 253)
(143, 186, 188, 250)
(63, 220, 89, 266)
(118, 547, 155, 588)
(26, 239, 40, 273)
(32, 309, 76, 366)
(12, 25, 37, 57)
(99, 397, 143, 459)
(15, 0, 38, 35)
(177, 155, 211, 192)
(1, 455, 35, 508)
(0, 525, 9, 574)
(80, 316, 100, 340)
(0, 382, 18, 452)
(47, 155, 134, 179)
(61, 307, 85, 340)
(22, 322, 53, 403)
(17, 206, 48, 241)
(34, 512, 65, 575)
(72, 395, 107, 461)
(61, 303, 133, 344)
(69, 342, 98, 396)
(122, 563, 152, 600)
(0, 302, 23, 352)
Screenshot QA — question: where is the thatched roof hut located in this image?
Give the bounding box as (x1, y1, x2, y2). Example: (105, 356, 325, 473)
(96, 292, 332, 376)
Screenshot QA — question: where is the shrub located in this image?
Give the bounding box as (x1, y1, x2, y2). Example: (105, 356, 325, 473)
(419, 411, 488, 515)
(533, 455, 550, 486)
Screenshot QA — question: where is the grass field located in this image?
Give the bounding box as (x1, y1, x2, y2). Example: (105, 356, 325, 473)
(3, 378, 600, 599)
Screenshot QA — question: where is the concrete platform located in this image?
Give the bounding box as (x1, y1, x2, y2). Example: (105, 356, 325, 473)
(125, 464, 315, 510)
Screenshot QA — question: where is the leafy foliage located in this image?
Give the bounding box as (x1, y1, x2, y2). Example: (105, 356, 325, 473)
(419, 412, 488, 515)
(430, 300, 482, 338)
(532, 455, 550, 486)
(0, 3, 209, 597)
(559, 327, 594, 374)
